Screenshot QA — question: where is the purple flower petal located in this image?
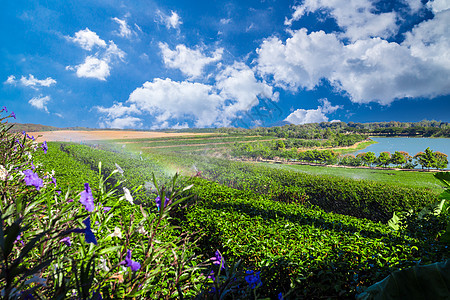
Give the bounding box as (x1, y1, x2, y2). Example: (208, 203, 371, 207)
(103, 206, 112, 212)
(2, 106, 7, 112)
(120, 249, 140, 271)
(42, 141, 48, 154)
(73, 217, 97, 245)
(211, 250, 226, 270)
(11, 112, 15, 119)
(60, 237, 71, 246)
(155, 196, 169, 210)
(80, 183, 95, 212)
(23, 169, 43, 191)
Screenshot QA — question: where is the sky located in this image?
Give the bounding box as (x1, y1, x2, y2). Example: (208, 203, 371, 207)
(1, 0, 449, 129)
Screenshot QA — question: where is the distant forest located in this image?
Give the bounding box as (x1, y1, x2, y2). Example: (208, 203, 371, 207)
(9, 120, 450, 138)
(218, 120, 450, 138)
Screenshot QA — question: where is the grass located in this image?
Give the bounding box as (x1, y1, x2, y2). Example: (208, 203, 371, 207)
(331, 140, 378, 154)
(261, 162, 445, 193)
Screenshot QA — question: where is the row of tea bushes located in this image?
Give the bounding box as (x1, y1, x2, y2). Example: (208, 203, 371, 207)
(182, 177, 449, 298)
(152, 152, 439, 223)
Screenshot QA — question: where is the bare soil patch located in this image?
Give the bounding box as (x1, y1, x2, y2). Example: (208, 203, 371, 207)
(28, 130, 217, 142)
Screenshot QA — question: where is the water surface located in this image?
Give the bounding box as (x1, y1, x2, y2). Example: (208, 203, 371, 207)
(353, 137, 450, 169)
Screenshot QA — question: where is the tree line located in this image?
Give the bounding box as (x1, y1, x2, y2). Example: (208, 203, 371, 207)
(219, 120, 450, 138)
(232, 144, 448, 170)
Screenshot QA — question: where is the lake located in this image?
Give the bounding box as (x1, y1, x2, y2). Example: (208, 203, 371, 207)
(353, 137, 450, 170)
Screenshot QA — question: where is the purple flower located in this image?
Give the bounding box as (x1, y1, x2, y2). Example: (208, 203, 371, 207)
(120, 250, 141, 271)
(80, 183, 95, 212)
(30, 161, 35, 170)
(278, 292, 283, 300)
(51, 177, 57, 187)
(207, 270, 215, 281)
(103, 206, 112, 212)
(155, 196, 169, 210)
(11, 112, 15, 119)
(15, 234, 25, 246)
(67, 198, 74, 203)
(16, 139, 23, 148)
(211, 250, 225, 270)
(42, 141, 48, 154)
(73, 217, 97, 245)
(23, 169, 43, 191)
(60, 237, 71, 246)
(2, 106, 7, 112)
(26, 134, 35, 141)
(245, 270, 262, 289)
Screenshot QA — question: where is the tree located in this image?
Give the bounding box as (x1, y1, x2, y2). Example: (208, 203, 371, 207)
(363, 151, 377, 167)
(377, 152, 391, 168)
(391, 151, 408, 167)
(434, 151, 448, 170)
(414, 147, 437, 170)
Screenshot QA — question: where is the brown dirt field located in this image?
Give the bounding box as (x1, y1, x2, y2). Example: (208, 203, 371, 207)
(28, 130, 217, 142)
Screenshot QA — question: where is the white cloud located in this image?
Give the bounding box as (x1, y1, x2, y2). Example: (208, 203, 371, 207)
(95, 103, 140, 119)
(285, 0, 398, 41)
(74, 56, 110, 81)
(427, 0, 450, 13)
(257, 29, 343, 90)
(70, 28, 106, 50)
(159, 43, 223, 79)
(5, 74, 56, 89)
(112, 17, 135, 39)
(4, 75, 16, 85)
(29, 95, 51, 112)
(285, 99, 341, 125)
(220, 18, 231, 24)
(171, 122, 189, 129)
(98, 62, 278, 128)
(20, 74, 57, 88)
(156, 10, 182, 30)
(257, 16, 450, 105)
(68, 28, 126, 81)
(100, 116, 143, 129)
(127, 78, 223, 128)
(215, 62, 278, 124)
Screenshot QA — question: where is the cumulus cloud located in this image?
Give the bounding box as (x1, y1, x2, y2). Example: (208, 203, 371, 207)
(285, 0, 398, 41)
(69, 28, 107, 50)
(156, 10, 182, 30)
(95, 103, 141, 119)
(285, 99, 341, 125)
(100, 116, 143, 129)
(127, 78, 223, 128)
(67, 28, 125, 81)
(159, 43, 223, 79)
(112, 17, 135, 39)
(257, 7, 450, 105)
(97, 62, 278, 128)
(215, 62, 278, 124)
(29, 95, 51, 112)
(427, 0, 450, 13)
(74, 56, 111, 81)
(5, 74, 56, 89)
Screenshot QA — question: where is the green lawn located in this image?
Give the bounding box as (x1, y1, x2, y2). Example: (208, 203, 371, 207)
(261, 162, 445, 193)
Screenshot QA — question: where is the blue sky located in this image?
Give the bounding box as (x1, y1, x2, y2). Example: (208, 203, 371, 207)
(1, 0, 449, 129)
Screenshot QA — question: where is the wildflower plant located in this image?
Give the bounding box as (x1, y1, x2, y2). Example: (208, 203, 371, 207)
(0, 109, 204, 299)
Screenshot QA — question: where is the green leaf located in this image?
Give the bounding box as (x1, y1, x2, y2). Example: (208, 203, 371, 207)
(387, 212, 401, 231)
(434, 172, 450, 187)
(357, 260, 450, 299)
